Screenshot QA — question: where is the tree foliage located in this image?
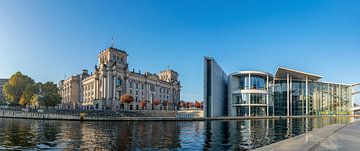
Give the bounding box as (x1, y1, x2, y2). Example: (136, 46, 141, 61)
(38, 82, 61, 107)
(163, 100, 168, 106)
(153, 99, 160, 106)
(194, 101, 201, 108)
(178, 101, 185, 107)
(19, 83, 40, 106)
(2, 72, 34, 104)
(138, 101, 146, 108)
(121, 94, 133, 104)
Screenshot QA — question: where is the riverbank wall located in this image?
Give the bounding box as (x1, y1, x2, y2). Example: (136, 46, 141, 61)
(0, 109, 358, 121)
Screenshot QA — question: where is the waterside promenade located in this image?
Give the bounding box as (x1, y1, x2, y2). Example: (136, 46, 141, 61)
(255, 119, 360, 151)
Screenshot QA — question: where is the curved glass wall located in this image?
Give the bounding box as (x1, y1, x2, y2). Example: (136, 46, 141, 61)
(239, 75, 266, 90)
(232, 93, 250, 104)
(236, 106, 249, 116)
(235, 106, 267, 116)
(239, 76, 249, 90)
(251, 106, 267, 116)
(250, 93, 267, 104)
(250, 76, 266, 90)
(232, 93, 267, 105)
(230, 72, 274, 117)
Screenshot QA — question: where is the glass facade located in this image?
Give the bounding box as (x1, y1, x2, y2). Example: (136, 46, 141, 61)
(227, 68, 353, 117)
(312, 83, 351, 115)
(239, 75, 266, 90)
(274, 81, 287, 116)
(232, 93, 249, 104)
(273, 80, 352, 116)
(250, 93, 266, 104)
(230, 72, 273, 117)
(236, 106, 249, 116)
(250, 76, 266, 90)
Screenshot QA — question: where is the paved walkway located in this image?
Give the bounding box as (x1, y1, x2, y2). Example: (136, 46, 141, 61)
(255, 121, 360, 151)
(315, 121, 360, 151)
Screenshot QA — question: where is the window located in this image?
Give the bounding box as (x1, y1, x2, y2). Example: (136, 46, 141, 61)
(233, 93, 249, 104)
(250, 76, 266, 90)
(136, 83, 139, 89)
(116, 78, 122, 87)
(150, 84, 155, 91)
(239, 76, 250, 90)
(250, 93, 266, 104)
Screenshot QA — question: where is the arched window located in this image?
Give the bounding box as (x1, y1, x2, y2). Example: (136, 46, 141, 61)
(116, 78, 122, 87)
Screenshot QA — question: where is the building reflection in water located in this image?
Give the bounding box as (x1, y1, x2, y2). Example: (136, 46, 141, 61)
(76, 121, 181, 150)
(0, 117, 355, 150)
(203, 117, 353, 150)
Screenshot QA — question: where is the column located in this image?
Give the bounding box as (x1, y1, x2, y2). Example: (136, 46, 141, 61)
(352, 87, 355, 115)
(306, 76, 308, 115)
(113, 75, 116, 100)
(287, 74, 290, 116)
(107, 71, 112, 100)
(94, 81, 97, 100)
(290, 76, 292, 116)
(248, 73, 251, 117)
(102, 76, 105, 99)
(273, 80, 275, 116)
(266, 75, 269, 116)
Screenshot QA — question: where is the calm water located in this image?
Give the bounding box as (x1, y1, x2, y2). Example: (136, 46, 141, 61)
(0, 117, 356, 150)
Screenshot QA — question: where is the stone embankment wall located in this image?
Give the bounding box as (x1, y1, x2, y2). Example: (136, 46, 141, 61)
(0, 109, 180, 121)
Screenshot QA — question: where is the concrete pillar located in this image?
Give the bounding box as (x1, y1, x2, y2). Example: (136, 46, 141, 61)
(290, 76, 292, 116)
(266, 75, 269, 116)
(306, 76, 308, 115)
(273, 79, 275, 116)
(287, 74, 290, 116)
(249, 73, 251, 117)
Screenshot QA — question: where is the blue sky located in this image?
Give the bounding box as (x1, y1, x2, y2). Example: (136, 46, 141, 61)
(0, 0, 359, 101)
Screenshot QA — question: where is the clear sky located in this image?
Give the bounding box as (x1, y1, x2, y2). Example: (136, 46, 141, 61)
(0, 0, 359, 101)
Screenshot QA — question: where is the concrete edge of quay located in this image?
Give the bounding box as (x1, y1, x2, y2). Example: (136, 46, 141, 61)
(253, 119, 360, 151)
(0, 109, 358, 121)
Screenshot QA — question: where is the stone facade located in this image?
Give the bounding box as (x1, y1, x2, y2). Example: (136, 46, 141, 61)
(58, 70, 89, 109)
(0, 79, 9, 104)
(59, 47, 181, 110)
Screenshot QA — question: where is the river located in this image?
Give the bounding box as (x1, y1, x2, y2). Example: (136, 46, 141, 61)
(0, 117, 356, 150)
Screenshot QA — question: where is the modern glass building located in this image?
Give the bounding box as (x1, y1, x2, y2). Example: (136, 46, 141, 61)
(204, 57, 356, 117)
(228, 71, 273, 116)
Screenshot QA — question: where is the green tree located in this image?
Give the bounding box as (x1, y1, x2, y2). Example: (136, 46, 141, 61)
(38, 82, 61, 108)
(2, 72, 34, 104)
(19, 83, 40, 107)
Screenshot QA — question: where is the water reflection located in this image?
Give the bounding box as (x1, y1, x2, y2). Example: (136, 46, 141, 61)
(0, 117, 356, 150)
(203, 117, 354, 150)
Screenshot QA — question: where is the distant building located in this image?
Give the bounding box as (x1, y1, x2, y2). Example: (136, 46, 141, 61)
(59, 46, 181, 110)
(204, 57, 357, 117)
(0, 79, 8, 104)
